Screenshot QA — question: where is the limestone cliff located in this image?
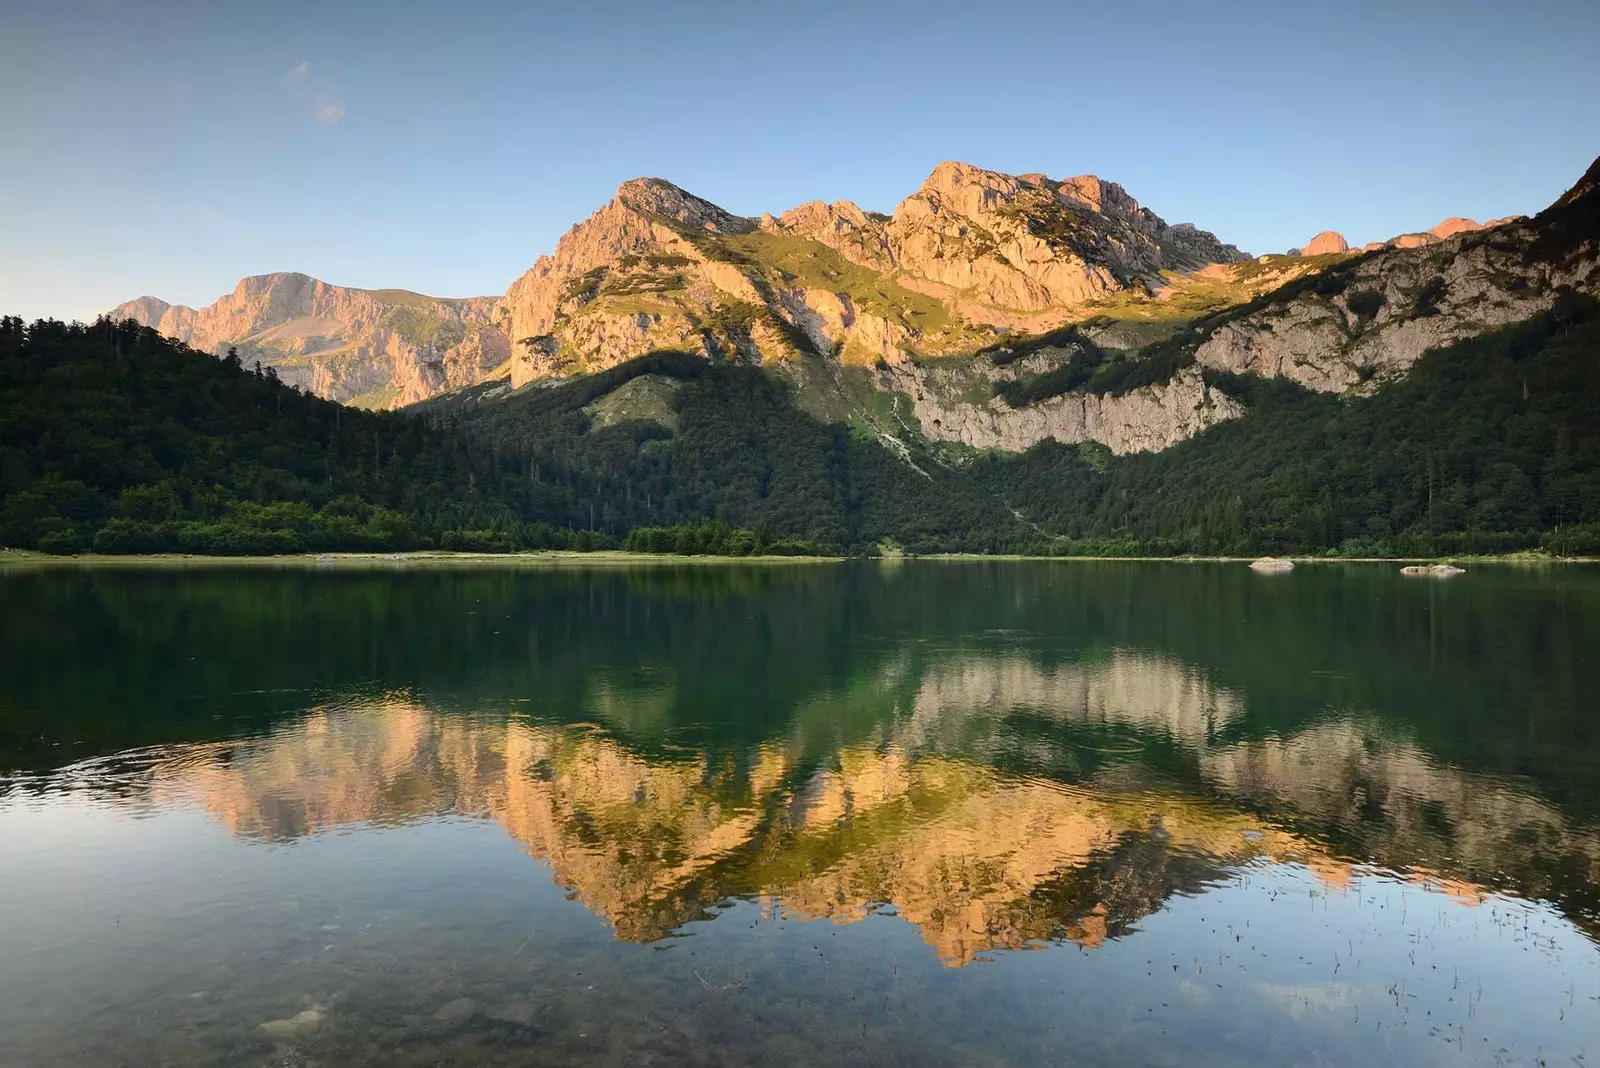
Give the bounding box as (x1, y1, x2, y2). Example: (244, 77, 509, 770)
(110, 273, 509, 408)
(878, 357, 1241, 455)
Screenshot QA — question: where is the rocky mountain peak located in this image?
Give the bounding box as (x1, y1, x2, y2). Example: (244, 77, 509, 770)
(115, 295, 172, 323)
(613, 177, 752, 234)
(109, 276, 505, 407)
(1429, 217, 1483, 240)
(1295, 231, 1350, 256)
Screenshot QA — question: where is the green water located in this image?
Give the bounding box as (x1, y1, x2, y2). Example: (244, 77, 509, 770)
(2, 560, 1598, 1066)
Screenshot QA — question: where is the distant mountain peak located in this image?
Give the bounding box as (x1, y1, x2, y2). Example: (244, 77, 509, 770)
(109, 274, 507, 407)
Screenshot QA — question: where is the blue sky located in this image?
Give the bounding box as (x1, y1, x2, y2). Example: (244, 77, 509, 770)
(2, 0, 1597, 322)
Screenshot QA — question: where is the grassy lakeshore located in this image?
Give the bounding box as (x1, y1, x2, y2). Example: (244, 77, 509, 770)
(917, 551, 1596, 565)
(3, 549, 1592, 570)
(0, 549, 841, 569)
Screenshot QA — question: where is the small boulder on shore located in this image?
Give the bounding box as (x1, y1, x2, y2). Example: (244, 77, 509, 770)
(1250, 557, 1294, 572)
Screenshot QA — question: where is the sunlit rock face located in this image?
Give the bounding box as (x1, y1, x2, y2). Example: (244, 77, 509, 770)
(497, 165, 1247, 388)
(109, 273, 509, 408)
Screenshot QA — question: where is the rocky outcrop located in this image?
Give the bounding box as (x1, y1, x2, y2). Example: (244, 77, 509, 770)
(1297, 231, 1350, 256)
(1290, 218, 1523, 257)
(880, 162, 1249, 312)
(110, 273, 507, 407)
(1194, 218, 1599, 393)
(1430, 217, 1482, 240)
(764, 200, 893, 267)
(879, 358, 1242, 455)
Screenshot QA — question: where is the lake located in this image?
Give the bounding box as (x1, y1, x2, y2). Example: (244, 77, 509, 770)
(2, 559, 1598, 1066)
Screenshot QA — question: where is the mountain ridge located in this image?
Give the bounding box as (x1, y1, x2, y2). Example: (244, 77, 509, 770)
(109, 273, 509, 407)
(104, 155, 1596, 464)
(111, 161, 1253, 407)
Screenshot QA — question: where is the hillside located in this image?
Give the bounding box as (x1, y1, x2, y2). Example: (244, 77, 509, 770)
(0, 317, 545, 554)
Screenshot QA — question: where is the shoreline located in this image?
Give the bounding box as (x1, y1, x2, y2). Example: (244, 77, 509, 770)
(0, 549, 841, 569)
(1, 549, 1592, 569)
(915, 552, 1596, 565)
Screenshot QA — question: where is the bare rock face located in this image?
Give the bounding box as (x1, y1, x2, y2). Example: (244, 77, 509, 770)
(499, 164, 1249, 387)
(109, 273, 507, 408)
(765, 200, 893, 268)
(1388, 233, 1436, 249)
(881, 162, 1249, 314)
(1430, 217, 1483, 240)
(878, 357, 1242, 455)
(1194, 221, 1599, 393)
(1300, 231, 1350, 256)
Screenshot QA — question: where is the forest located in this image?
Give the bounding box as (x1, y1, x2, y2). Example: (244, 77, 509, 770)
(2, 293, 1598, 558)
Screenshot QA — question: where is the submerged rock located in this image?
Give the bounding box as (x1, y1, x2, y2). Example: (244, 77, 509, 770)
(258, 1006, 324, 1039)
(433, 997, 478, 1022)
(487, 998, 539, 1024)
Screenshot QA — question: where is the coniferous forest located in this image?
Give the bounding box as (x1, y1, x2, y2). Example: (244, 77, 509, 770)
(2, 296, 1599, 558)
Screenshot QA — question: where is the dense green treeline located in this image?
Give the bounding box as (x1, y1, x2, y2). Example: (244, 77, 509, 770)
(0, 316, 567, 554)
(623, 521, 819, 556)
(0, 317, 1028, 555)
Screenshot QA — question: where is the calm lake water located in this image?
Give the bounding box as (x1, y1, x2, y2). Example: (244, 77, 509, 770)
(2, 560, 1599, 1067)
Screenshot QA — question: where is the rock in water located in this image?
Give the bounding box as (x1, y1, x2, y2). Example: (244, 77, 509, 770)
(1249, 557, 1295, 572)
(433, 997, 478, 1022)
(258, 1006, 324, 1039)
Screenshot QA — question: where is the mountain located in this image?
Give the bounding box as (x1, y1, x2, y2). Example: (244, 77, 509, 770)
(498, 162, 1248, 386)
(17, 151, 1596, 559)
(106, 159, 1552, 455)
(109, 273, 510, 407)
(111, 163, 1250, 408)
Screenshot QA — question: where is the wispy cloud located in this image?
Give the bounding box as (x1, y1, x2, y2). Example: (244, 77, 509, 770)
(279, 60, 345, 125)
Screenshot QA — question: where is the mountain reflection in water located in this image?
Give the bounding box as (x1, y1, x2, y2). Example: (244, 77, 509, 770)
(24, 647, 1596, 963)
(3, 561, 1599, 1067)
